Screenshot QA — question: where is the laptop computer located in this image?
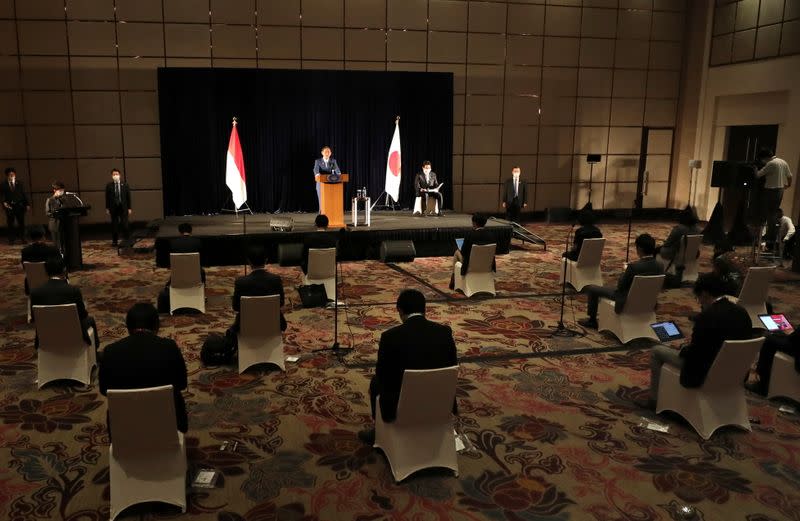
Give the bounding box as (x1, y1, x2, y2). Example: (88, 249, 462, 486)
(455, 238, 464, 250)
(758, 314, 793, 332)
(650, 321, 684, 342)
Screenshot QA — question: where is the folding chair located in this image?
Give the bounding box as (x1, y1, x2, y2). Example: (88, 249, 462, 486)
(560, 238, 605, 291)
(303, 247, 336, 299)
(169, 253, 205, 314)
(767, 352, 800, 403)
(238, 295, 285, 373)
(735, 266, 774, 328)
(453, 243, 496, 297)
(598, 275, 665, 343)
(33, 303, 96, 388)
(23, 261, 48, 322)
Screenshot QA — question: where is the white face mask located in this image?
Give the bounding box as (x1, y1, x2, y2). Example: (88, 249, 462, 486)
(513, 172, 520, 179)
(55, 189, 65, 197)
(9, 176, 15, 184)
(423, 168, 431, 175)
(112, 175, 120, 182)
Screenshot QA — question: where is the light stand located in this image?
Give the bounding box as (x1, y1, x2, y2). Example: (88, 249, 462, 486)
(586, 154, 601, 207)
(550, 224, 581, 337)
(687, 160, 701, 212)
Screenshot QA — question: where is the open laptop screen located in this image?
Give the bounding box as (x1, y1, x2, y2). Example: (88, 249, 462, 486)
(759, 314, 793, 332)
(651, 321, 684, 342)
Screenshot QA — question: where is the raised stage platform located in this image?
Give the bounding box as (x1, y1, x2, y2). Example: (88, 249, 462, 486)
(154, 212, 514, 267)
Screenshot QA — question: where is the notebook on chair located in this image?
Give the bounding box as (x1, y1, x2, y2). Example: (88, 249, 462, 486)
(650, 321, 684, 342)
(758, 314, 793, 332)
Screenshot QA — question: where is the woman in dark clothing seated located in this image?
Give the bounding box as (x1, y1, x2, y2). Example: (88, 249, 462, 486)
(563, 206, 602, 261)
(657, 208, 699, 263)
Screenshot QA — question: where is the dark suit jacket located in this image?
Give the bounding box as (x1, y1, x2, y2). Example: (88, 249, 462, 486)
(460, 227, 497, 276)
(679, 297, 752, 388)
(613, 256, 664, 312)
(313, 158, 341, 177)
(232, 269, 286, 331)
(99, 331, 189, 433)
(30, 278, 88, 322)
(414, 171, 440, 196)
(105, 181, 131, 210)
(565, 225, 603, 261)
(1, 179, 29, 208)
(502, 178, 527, 206)
(372, 315, 458, 422)
(21, 242, 61, 293)
(301, 231, 339, 274)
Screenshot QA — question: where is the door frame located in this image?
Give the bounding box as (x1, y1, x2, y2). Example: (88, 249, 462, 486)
(635, 126, 677, 209)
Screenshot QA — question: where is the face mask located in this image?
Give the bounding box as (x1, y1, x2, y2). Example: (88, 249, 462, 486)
(423, 168, 431, 174)
(55, 190, 64, 197)
(112, 175, 120, 182)
(513, 172, 520, 178)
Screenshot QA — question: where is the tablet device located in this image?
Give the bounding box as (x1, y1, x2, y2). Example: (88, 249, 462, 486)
(455, 238, 464, 250)
(758, 314, 793, 332)
(651, 321, 684, 342)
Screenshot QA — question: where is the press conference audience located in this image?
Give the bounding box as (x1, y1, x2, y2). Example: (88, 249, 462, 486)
(648, 273, 752, 406)
(21, 225, 60, 294)
(30, 255, 99, 349)
(579, 233, 663, 329)
(302, 214, 339, 275)
(657, 208, 699, 265)
(450, 213, 496, 289)
(359, 289, 458, 445)
(225, 245, 287, 352)
(99, 303, 189, 434)
(563, 205, 602, 261)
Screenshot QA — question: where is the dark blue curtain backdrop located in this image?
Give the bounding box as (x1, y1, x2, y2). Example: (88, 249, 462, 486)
(157, 68, 453, 216)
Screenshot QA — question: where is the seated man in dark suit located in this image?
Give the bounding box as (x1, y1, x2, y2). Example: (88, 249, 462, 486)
(359, 289, 458, 445)
(157, 222, 205, 313)
(99, 303, 189, 435)
(657, 208, 699, 265)
(563, 205, 602, 261)
(450, 213, 496, 288)
(30, 255, 99, 349)
(301, 214, 339, 275)
(746, 327, 800, 396)
(579, 233, 663, 329)
(648, 273, 752, 407)
(225, 245, 287, 351)
(21, 225, 60, 294)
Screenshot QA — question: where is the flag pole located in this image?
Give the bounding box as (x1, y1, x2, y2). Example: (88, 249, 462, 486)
(232, 117, 239, 219)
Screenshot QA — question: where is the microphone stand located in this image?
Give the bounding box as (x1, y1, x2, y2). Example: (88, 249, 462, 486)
(550, 223, 581, 337)
(315, 233, 352, 358)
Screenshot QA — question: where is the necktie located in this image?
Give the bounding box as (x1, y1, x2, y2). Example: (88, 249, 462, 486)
(115, 182, 120, 203)
(514, 179, 518, 197)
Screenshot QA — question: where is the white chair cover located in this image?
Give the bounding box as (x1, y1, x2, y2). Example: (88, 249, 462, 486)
(598, 274, 664, 343)
(374, 366, 459, 482)
(413, 196, 439, 214)
(560, 238, 605, 291)
(657, 337, 764, 439)
(453, 243, 496, 297)
(169, 253, 205, 314)
(303, 247, 337, 299)
(238, 295, 285, 373)
(668, 234, 702, 283)
(735, 266, 774, 328)
(33, 303, 96, 388)
(107, 385, 187, 521)
(767, 352, 800, 403)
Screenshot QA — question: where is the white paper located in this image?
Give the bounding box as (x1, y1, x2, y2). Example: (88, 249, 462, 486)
(645, 422, 670, 433)
(286, 355, 300, 363)
(194, 470, 216, 485)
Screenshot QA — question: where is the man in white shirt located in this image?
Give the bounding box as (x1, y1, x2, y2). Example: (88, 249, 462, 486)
(756, 148, 792, 238)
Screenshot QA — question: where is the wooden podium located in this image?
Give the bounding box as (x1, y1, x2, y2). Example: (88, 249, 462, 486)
(315, 173, 348, 227)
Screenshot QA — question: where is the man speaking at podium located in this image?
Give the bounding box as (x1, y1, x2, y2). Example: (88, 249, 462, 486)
(313, 146, 341, 212)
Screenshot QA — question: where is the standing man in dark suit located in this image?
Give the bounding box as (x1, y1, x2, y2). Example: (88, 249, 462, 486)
(21, 225, 60, 294)
(414, 161, 443, 216)
(501, 166, 527, 223)
(99, 303, 189, 434)
(2, 167, 30, 244)
(648, 273, 752, 406)
(578, 233, 663, 329)
(450, 213, 496, 289)
(105, 168, 131, 247)
(30, 255, 99, 349)
(359, 289, 458, 445)
(225, 245, 287, 351)
(302, 214, 339, 275)
(313, 146, 341, 212)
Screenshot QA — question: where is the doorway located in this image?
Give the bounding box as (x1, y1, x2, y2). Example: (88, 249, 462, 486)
(635, 127, 675, 209)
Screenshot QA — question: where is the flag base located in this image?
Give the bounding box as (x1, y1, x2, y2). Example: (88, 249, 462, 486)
(370, 191, 399, 211)
(221, 194, 254, 215)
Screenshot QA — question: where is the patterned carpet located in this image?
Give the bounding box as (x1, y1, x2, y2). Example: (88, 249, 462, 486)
(1, 221, 800, 521)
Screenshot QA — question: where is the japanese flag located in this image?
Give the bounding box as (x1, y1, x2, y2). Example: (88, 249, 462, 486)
(384, 119, 401, 202)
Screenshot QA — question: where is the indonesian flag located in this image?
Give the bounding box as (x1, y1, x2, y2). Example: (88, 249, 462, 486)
(384, 119, 401, 202)
(225, 118, 247, 209)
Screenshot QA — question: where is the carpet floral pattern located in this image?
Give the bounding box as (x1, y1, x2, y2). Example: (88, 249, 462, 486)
(0, 221, 799, 520)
